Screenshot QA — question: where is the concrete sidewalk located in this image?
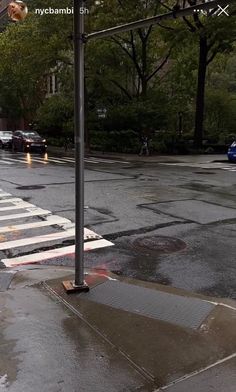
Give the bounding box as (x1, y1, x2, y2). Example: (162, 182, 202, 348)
(47, 145, 227, 164)
(0, 265, 235, 391)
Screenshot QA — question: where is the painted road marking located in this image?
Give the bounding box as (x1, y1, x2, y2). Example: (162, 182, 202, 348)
(0, 193, 12, 198)
(3, 157, 28, 164)
(46, 157, 75, 163)
(3, 156, 46, 165)
(0, 200, 34, 212)
(0, 215, 71, 233)
(85, 159, 102, 164)
(44, 157, 67, 164)
(0, 198, 23, 204)
(61, 157, 75, 161)
(1, 154, 130, 165)
(159, 162, 236, 172)
(86, 157, 130, 164)
(24, 157, 47, 164)
(2, 239, 114, 267)
(0, 159, 13, 165)
(0, 189, 113, 267)
(0, 208, 51, 221)
(63, 156, 130, 164)
(0, 226, 102, 250)
(0, 228, 75, 250)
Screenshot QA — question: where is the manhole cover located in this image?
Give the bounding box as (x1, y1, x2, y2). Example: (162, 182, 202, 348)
(16, 185, 45, 190)
(194, 172, 216, 175)
(131, 236, 186, 254)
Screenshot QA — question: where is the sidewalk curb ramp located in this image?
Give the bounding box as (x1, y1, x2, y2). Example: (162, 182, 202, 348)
(44, 270, 236, 390)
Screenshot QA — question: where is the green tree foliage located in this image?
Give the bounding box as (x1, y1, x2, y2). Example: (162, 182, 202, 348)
(36, 94, 73, 135)
(0, 0, 73, 124)
(0, 0, 236, 152)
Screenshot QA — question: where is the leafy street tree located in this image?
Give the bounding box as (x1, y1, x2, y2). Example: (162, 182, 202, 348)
(0, 0, 236, 152)
(89, 0, 174, 99)
(163, 0, 236, 147)
(0, 0, 73, 126)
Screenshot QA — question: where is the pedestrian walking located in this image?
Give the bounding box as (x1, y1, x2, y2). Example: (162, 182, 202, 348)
(139, 135, 149, 156)
(64, 137, 71, 152)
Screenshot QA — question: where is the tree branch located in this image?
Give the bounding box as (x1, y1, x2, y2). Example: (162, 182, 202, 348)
(206, 50, 218, 65)
(146, 47, 172, 82)
(109, 79, 132, 99)
(182, 16, 196, 32)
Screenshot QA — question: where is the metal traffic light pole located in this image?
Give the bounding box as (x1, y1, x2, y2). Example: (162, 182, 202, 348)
(63, 0, 232, 293)
(63, 0, 89, 292)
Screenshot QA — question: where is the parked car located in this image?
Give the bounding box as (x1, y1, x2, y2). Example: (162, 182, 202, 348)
(227, 141, 236, 162)
(12, 130, 47, 153)
(0, 131, 13, 149)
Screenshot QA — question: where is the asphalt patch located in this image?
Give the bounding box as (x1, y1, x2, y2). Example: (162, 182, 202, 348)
(0, 271, 15, 291)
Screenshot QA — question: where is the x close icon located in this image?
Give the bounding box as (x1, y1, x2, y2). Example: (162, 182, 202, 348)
(216, 5, 229, 16)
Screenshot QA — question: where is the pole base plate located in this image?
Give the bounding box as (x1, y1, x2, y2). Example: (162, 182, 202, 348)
(62, 280, 89, 294)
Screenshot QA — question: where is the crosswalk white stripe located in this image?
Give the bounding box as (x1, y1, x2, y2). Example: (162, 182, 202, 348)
(26, 157, 47, 164)
(0, 228, 75, 250)
(2, 239, 114, 267)
(62, 157, 75, 161)
(0, 198, 23, 204)
(9, 156, 47, 164)
(0, 205, 30, 212)
(0, 193, 12, 198)
(2, 157, 27, 164)
(0, 226, 103, 249)
(84, 227, 102, 240)
(87, 157, 118, 164)
(0, 159, 13, 165)
(85, 159, 101, 164)
(1, 154, 130, 165)
(51, 158, 73, 163)
(159, 162, 236, 172)
(45, 158, 67, 164)
(4, 156, 47, 165)
(89, 157, 130, 164)
(46, 157, 75, 163)
(0, 200, 34, 212)
(0, 208, 51, 221)
(62, 156, 125, 164)
(0, 215, 71, 233)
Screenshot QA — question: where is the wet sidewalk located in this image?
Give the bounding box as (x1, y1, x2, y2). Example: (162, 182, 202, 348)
(47, 145, 227, 164)
(0, 266, 236, 391)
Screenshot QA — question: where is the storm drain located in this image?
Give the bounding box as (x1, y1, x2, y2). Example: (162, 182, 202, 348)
(130, 236, 186, 254)
(16, 185, 45, 190)
(80, 280, 215, 330)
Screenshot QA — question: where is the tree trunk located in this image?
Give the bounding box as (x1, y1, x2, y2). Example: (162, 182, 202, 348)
(194, 35, 208, 149)
(141, 38, 147, 98)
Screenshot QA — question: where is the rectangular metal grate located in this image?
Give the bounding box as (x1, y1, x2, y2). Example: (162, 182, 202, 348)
(81, 280, 215, 330)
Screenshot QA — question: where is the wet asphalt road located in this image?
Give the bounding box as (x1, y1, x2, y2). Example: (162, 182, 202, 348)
(0, 149, 235, 299)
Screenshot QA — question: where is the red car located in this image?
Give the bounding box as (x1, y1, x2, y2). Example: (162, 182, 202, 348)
(12, 130, 47, 153)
